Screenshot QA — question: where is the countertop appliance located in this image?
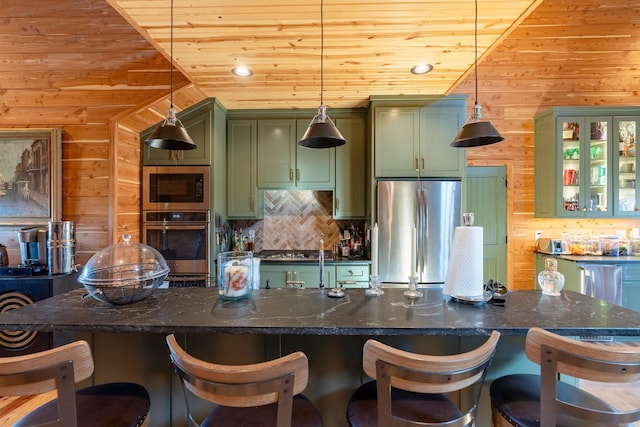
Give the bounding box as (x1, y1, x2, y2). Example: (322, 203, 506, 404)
(536, 237, 568, 254)
(142, 165, 210, 211)
(376, 179, 461, 285)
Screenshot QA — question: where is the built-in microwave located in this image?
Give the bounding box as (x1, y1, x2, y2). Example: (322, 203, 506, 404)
(142, 165, 210, 211)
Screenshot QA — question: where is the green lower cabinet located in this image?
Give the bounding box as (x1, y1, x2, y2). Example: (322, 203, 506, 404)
(336, 264, 370, 288)
(622, 264, 640, 312)
(260, 264, 334, 288)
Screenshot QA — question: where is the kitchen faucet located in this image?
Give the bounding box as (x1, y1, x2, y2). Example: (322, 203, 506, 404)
(319, 239, 324, 289)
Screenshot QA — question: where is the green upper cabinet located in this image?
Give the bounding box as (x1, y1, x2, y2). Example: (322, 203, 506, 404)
(613, 117, 639, 217)
(296, 120, 336, 189)
(372, 96, 467, 179)
(227, 120, 263, 218)
(142, 99, 221, 166)
(535, 107, 640, 218)
(334, 117, 366, 218)
(374, 107, 420, 177)
(256, 119, 334, 189)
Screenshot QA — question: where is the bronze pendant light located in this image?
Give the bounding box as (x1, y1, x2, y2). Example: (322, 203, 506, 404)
(144, 0, 196, 151)
(298, 0, 346, 149)
(451, 0, 504, 148)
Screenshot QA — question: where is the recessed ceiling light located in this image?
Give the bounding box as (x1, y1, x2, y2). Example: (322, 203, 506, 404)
(411, 63, 434, 75)
(232, 66, 253, 77)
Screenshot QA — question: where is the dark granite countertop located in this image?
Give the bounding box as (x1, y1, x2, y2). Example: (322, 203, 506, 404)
(0, 288, 639, 337)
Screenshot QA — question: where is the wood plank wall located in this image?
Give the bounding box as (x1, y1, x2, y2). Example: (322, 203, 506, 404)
(453, 0, 640, 289)
(0, 0, 191, 266)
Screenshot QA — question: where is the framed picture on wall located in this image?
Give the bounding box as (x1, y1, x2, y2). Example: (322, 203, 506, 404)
(0, 128, 62, 225)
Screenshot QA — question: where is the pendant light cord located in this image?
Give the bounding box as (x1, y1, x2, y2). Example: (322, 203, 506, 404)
(320, 0, 324, 106)
(170, 0, 174, 109)
(474, 0, 478, 107)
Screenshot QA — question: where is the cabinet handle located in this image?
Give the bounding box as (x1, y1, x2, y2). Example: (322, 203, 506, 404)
(415, 156, 419, 172)
(421, 156, 425, 172)
(290, 169, 294, 182)
(336, 197, 340, 211)
(296, 168, 300, 182)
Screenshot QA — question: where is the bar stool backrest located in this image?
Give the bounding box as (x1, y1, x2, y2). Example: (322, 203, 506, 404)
(525, 327, 640, 426)
(362, 330, 500, 426)
(0, 340, 95, 427)
(166, 334, 310, 427)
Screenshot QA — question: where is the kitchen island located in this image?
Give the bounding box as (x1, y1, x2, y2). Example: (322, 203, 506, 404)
(1, 288, 639, 427)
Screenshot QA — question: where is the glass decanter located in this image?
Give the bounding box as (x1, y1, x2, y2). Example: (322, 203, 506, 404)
(538, 257, 565, 296)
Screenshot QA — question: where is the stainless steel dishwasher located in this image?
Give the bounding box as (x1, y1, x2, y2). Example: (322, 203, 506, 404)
(580, 264, 623, 305)
(580, 264, 622, 342)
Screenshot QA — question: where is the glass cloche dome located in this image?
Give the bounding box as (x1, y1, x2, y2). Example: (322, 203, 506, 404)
(78, 235, 169, 304)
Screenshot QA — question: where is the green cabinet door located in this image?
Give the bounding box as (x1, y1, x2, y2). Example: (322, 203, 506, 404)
(374, 107, 420, 177)
(334, 117, 366, 218)
(419, 105, 466, 178)
(227, 120, 262, 218)
(336, 264, 370, 288)
(373, 97, 466, 178)
(257, 120, 297, 188)
(296, 119, 335, 189)
(142, 103, 212, 165)
(622, 264, 640, 312)
(535, 107, 640, 218)
(259, 264, 333, 288)
(256, 119, 334, 189)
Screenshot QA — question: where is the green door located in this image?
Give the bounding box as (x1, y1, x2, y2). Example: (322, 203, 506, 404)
(466, 166, 507, 285)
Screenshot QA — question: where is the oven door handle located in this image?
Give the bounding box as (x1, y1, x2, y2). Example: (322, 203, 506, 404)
(145, 225, 207, 231)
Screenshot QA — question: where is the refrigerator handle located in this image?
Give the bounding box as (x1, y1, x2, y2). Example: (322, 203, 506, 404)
(421, 189, 428, 277)
(415, 189, 422, 277)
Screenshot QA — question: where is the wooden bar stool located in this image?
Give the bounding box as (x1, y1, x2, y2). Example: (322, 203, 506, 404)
(166, 334, 323, 427)
(490, 327, 640, 426)
(346, 330, 500, 426)
(0, 340, 150, 427)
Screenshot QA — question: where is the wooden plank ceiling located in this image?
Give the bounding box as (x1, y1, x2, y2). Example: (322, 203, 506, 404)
(106, 0, 542, 109)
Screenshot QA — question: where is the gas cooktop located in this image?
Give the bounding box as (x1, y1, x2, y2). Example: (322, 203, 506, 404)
(256, 250, 333, 261)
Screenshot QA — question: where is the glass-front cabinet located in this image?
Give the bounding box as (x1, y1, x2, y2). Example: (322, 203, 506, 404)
(614, 117, 638, 216)
(535, 107, 640, 218)
(558, 117, 611, 216)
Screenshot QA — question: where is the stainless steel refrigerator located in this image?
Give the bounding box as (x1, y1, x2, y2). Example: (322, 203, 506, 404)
(377, 179, 461, 285)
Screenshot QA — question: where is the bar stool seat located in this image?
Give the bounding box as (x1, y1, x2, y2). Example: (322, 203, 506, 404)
(166, 334, 323, 427)
(490, 327, 640, 427)
(202, 394, 321, 426)
(16, 382, 150, 427)
(0, 340, 150, 427)
(347, 331, 500, 427)
(491, 374, 618, 427)
(347, 380, 464, 425)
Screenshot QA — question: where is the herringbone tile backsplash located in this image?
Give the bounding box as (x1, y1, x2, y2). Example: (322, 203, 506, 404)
(233, 190, 365, 252)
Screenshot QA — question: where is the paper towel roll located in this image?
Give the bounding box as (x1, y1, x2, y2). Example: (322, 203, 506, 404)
(444, 226, 484, 297)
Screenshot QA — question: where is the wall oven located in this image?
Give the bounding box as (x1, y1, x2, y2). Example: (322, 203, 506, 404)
(143, 211, 210, 285)
(142, 165, 210, 211)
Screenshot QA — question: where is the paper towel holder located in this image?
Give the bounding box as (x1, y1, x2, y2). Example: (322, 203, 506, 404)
(462, 213, 474, 226)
